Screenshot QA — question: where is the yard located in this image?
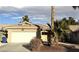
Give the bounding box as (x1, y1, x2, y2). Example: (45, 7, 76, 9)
(22, 38, 79, 52)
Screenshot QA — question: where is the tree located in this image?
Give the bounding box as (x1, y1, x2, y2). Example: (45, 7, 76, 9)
(22, 15, 29, 22)
(21, 15, 30, 24)
(50, 6, 59, 46)
(51, 6, 55, 32)
(50, 6, 55, 45)
(49, 6, 79, 46)
(68, 17, 76, 25)
(20, 15, 32, 25)
(61, 18, 68, 29)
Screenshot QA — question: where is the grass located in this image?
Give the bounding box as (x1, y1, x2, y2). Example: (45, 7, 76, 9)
(0, 34, 2, 42)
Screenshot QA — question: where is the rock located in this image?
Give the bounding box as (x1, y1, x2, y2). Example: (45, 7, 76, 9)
(30, 37, 43, 51)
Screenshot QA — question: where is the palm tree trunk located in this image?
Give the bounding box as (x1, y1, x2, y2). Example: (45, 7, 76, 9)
(50, 6, 55, 45)
(51, 6, 55, 32)
(51, 6, 59, 46)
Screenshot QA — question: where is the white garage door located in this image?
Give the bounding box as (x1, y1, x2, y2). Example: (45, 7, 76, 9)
(11, 31, 36, 43)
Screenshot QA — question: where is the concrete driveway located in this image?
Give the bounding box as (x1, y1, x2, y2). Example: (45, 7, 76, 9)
(0, 43, 31, 52)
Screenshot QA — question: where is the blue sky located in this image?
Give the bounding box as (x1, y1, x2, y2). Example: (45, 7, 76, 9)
(0, 6, 79, 24)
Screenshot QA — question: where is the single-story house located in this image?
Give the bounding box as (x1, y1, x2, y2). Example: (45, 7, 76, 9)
(67, 25, 79, 44)
(5, 24, 38, 43)
(69, 25, 79, 31)
(0, 23, 51, 43)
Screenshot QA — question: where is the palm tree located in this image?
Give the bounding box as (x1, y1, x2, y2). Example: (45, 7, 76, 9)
(51, 6, 55, 32)
(50, 6, 59, 46)
(19, 15, 32, 25)
(51, 6, 79, 44)
(50, 6, 79, 46)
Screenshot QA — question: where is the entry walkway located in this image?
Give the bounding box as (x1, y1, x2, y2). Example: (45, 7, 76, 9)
(0, 43, 30, 52)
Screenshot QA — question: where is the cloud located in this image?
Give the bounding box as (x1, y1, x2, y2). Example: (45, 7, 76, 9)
(0, 13, 12, 17)
(0, 6, 50, 17)
(0, 6, 51, 24)
(32, 17, 47, 20)
(0, 6, 79, 24)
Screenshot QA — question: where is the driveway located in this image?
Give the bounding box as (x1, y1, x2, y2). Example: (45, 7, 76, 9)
(0, 43, 31, 52)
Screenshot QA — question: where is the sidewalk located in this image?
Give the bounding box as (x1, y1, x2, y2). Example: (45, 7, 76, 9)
(0, 43, 7, 46)
(59, 42, 79, 49)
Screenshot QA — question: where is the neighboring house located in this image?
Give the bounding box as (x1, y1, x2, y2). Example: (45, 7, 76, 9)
(67, 25, 79, 44)
(69, 30, 79, 43)
(69, 25, 79, 31)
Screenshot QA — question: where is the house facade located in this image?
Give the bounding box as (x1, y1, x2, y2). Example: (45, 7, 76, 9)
(0, 24, 50, 43)
(5, 24, 38, 43)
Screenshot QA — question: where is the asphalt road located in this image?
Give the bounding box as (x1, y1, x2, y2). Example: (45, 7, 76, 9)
(0, 43, 30, 52)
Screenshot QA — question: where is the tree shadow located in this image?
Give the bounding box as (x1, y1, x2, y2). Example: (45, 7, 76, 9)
(22, 44, 32, 51)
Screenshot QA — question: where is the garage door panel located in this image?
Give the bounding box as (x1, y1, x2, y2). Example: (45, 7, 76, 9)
(11, 32, 36, 43)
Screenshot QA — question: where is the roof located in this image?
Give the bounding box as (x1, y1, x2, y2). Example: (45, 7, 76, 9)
(4, 24, 38, 29)
(69, 25, 79, 31)
(35, 24, 50, 31)
(0, 24, 15, 28)
(0, 24, 50, 30)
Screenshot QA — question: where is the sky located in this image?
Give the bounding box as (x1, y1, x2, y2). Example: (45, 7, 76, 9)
(0, 6, 79, 24)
